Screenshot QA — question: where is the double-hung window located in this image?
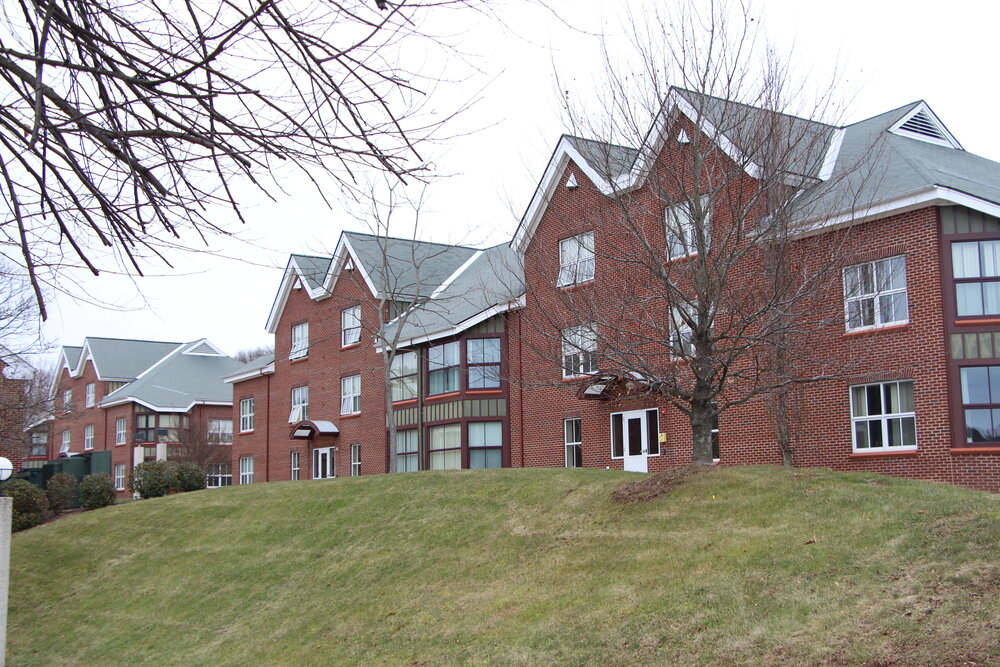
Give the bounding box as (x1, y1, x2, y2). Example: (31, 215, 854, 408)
(63, 389, 72, 413)
(60, 429, 71, 454)
(290, 322, 309, 359)
(342, 305, 361, 346)
(240, 398, 255, 432)
(428, 342, 460, 394)
(959, 366, 1000, 443)
(669, 303, 696, 357)
(564, 418, 582, 467)
(290, 386, 309, 422)
(239, 457, 254, 484)
(953, 241, 1000, 316)
(396, 430, 419, 472)
(207, 419, 233, 445)
(850, 380, 916, 451)
(561, 324, 597, 378)
(115, 418, 127, 445)
(843, 256, 908, 331)
(84, 425, 94, 450)
(291, 451, 300, 480)
(666, 196, 710, 259)
(29, 432, 47, 457)
(341, 375, 361, 415)
(558, 232, 595, 286)
(466, 338, 501, 389)
(114, 464, 126, 491)
(85, 383, 95, 407)
(390, 352, 418, 402)
(351, 444, 362, 476)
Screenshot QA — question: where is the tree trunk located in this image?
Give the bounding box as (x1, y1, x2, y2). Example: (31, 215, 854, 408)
(690, 398, 715, 465)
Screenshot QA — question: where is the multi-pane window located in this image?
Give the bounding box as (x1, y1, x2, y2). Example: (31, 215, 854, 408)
(290, 386, 309, 422)
(564, 418, 582, 467)
(114, 464, 126, 491)
(207, 419, 233, 445)
(850, 380, 916, 451)
(341, 375, 361, 415)
(953, 241, 1000, 316)
(669, 304, 696, 357)
(558, 232, 595, 286)
(291, 451, 300, 480)
(240, 398, 255, 432)
(467, 338, 501, 389)
(239, 457, 254, 484)
(84, 424, 94, 450)
(428, 423, 461, 470)
(313, 447, 335, 479)
(207, 463, 232, 488)
(396, 429, 419, 472)
(468, 421, 502, 469)
(666, 197, 709, 259)
(60, 429, 70, 454)
(561, 324, 598, 378)
(63, 389, 73, 413)
(844, 256, 908, 331)
(390, 352, 418, 402)
(341, 305, 361, 346)
(136, 413, 184, 442)
(428, 342, 460, 395)
(30, 431, 47, 457)
(959, 366, 1000, 443)
(351, 444, 362, 476)
(115, 418, 127, 445)
(290, 322, 309, 359)
(85, 382, 95, 407)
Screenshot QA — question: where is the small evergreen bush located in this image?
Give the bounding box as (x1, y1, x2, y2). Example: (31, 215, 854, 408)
(79, 473, 116, 509)
(129, 460, 174, 499)
(3, 479, 50, 531)
(172, 462, 206, 492)
(46, 472, 78, 512)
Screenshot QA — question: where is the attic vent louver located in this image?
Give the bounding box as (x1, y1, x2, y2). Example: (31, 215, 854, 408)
(186, 342, 217, 355)
(898, 110, 947, 142)
(677, 129, 690, 144)
(565, 173, 578, 189)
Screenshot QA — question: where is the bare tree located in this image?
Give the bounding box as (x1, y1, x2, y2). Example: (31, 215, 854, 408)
(520, 1, 877, 465)
(0, 0, 488, 318)
(235, 346, 274, 364)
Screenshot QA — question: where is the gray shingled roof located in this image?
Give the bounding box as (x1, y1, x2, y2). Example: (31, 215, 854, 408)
(102, 340, 241, 410)
(566, 136, 639, 181)
(344, 232, 479, 299)
(63, 346, 82, 370)
(381, 243, 524, 345)
(78, 338, 182, 380)
(289, 255, 331, 292)
(227, 352, 275, 377)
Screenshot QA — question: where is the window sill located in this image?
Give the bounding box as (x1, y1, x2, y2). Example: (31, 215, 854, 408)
(425, 391, 461, 402)
(238, 430, 254, 436)
(950, 446, 1000, 454)
(392, 399, 418, 407)
(955, 317, 1000, 327)
(843, 322, 909, 338)
(339, 412, 361, 419)
(466, 389, 503, 395)
(848, 449, 918, 459)
(289, 356, 309, 364)
(666, 251, 698, 265)
(561, 374, 596, 383)
(558, 279, 594, 292)
(340, 342, 362, 351)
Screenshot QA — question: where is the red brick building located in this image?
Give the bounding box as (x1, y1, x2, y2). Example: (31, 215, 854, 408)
(49, 338, 241, 496)
(0, 345, 35, 472)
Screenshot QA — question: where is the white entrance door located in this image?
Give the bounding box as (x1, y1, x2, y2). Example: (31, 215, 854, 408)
(612, 409, 651, 473)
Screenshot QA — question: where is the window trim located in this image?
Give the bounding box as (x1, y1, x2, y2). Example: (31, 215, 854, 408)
(114, 464, 126, 491)
(84, 424, 94, 450)
(239, 456, 254, 484)
(561, 324, 598, 379)
(290, 386, 309, 423)
(340, 374, 361, 415)
(557, 231, 595, 287)
(843, 255, 909, 332)
(564, 417, 582, 468)
(351, 443, 361, 477)
(240, 398, 255, 432)
(291, 451, 300, 480)
(289, 321, 309, 360)
(850, 380, 917, 452)
(115, 417, 127, 445)
(341, 305, 362, 347)
(85, 382, 95, 407)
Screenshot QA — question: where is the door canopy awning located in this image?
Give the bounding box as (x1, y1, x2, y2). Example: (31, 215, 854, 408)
(291, 420, 340, 439)
(575, 374, 650, 400)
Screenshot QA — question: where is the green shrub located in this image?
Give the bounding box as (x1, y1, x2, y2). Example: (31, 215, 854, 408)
(172, 462, 206, 492)
(79, 473, 116, 509)
(129, 461, 174, 499)
(3, 479, 49, 531)
(46, 472, 78, 512)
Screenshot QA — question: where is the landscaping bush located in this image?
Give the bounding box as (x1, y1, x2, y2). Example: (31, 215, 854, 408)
(129, 461, 174, 499)
(173, 462, 206, 492)
(46, 472, 78, 513)
(3, 479, 49, 531)
(79, 473, 116, 509)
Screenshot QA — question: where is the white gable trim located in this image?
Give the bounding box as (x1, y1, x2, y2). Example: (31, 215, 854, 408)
(322, 235, 380, 301)
(181, 339, 227, 357)
(888, 102, 963, 150)
(265, 254, 335, 334)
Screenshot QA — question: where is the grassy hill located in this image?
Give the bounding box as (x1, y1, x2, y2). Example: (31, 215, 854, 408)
(8, 467, 999, 666)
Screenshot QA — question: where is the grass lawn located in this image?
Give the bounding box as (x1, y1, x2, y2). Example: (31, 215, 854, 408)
(7, 466, 999, 665)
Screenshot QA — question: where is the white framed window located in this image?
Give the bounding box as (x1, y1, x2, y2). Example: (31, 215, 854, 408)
(207, 463, 232, 488)
(290, 322, 309, 359)
(666, 196, 710, 259)
(85, 382, 95, 407)
(564, 418, 582, 468)
(342, 305, 361, 347)
(313, 447, 335, 479)
(669, 303, 696, 357)
(114, 464, 126, 491)
(468, 421, 502, 469)
(351, 443, 361, 476)
(84, 424, 94, 450)
(240, 398, 255, 432)
(390, 351, 418, 402)
(289, 386, 309, 422)
(63, 389, 73, 413)
(844, 256, 908, 331)
(428, 423, 461, 470)
(396, 429, 419, 472)
(207, 419, 233, 445)
(115, 418, 127, 445)
(291, 451, 300, 480)
(558, 232, 595, 286)
(851, 380, 916, 451)
(239, 457, 254, 484)
(340, 375, 361, 415)
(561, 324, 598, 378)
(60, 429, 71, 454)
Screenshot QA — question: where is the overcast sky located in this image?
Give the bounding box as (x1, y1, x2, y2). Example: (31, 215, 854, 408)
(27, 0, 1000, 366)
